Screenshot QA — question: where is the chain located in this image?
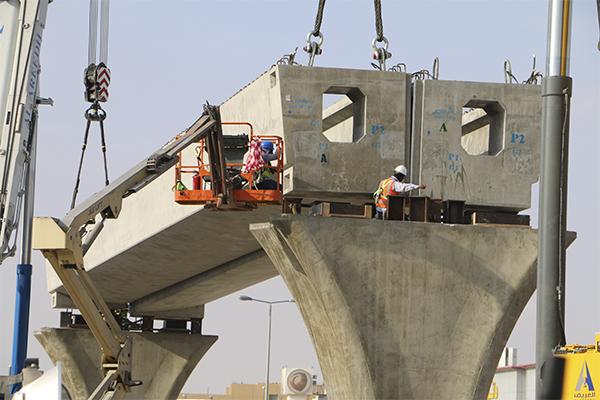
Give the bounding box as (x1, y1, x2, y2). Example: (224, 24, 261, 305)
(303, 0, 326, 67)
(372, 0, 391, 70)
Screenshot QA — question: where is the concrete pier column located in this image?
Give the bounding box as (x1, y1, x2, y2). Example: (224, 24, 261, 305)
(35, 327, 217, 400)
(251, 215, 570, 400)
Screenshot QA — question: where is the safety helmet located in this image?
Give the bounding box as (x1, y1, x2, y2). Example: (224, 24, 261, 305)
(394, 165, 408, 176)
(261, 141, 275, 152)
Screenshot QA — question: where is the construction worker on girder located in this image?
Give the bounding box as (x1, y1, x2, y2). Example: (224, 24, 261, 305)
(374, 165, 426, 219)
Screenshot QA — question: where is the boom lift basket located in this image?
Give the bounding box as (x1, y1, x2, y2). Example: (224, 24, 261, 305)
(174, 122, 284, 205)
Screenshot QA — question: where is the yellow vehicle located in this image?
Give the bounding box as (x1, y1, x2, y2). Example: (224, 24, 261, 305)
(556, 334, 600, 399)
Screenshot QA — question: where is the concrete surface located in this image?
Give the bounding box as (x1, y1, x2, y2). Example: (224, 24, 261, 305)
(250, 215, 573, 400)
(35, 327, 217, 400)
(411, 80, 541, 211)
(222, 65, 412, 200)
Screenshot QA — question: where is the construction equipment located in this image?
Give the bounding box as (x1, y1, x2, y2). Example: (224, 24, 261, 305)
(0, 1, 50, 395)
(554, 334, 600, 399)
(174, 122, 283, 205)
(32, 104, 226, 399)
(0, 0, 49, 264)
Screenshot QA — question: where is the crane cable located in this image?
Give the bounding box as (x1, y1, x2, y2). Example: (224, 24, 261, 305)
(596, 0, 600, 51)
(372, 0, 392, 71)
(303, 0, 326, 66)
(70, 0, 111, 210)
(374, 0, 384, 41)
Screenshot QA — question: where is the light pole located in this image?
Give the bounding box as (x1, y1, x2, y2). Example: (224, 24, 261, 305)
(240, 295, 295, 400)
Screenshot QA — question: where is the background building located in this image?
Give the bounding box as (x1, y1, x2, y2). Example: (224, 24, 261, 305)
(180, 368, 326, 400)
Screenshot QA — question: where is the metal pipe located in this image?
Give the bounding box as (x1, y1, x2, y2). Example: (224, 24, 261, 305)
(20, 118, 37, 266)
(9, 110, 38, 392)
(239, 296, 294, 400)
(536, 0, 573, 397)
(99, 0, 110, 64)
(546, 0, 572, 77)
(88, 0, 99, 65)
(264, 303, 272, 400)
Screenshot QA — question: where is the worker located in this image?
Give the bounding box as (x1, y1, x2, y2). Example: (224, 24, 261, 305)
(242, 140, 279, 190)
(374, 165, 426, 219)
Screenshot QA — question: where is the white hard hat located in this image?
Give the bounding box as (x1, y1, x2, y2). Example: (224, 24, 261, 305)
(394, 165, 408, 176)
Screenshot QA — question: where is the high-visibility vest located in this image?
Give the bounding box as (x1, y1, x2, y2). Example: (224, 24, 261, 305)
(374, 177, 399, 209)
(255, 166, 275, 184)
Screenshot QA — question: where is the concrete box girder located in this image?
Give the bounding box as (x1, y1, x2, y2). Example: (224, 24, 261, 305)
(220, 65, 412, 200)
(411, 80, 541, 210)
(45, 67, 542, 322)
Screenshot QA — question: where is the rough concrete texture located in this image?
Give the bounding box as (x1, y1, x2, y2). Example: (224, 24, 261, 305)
(251, 215, 573, 400)
(411, 80, 541, 211)
(35, 327, 217, 400)
(221, 65, 412, 200)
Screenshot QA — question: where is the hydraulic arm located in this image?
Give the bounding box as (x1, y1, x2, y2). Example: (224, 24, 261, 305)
(32, 105, 224, 399)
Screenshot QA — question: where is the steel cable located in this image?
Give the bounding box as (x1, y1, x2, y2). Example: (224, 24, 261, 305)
(312, 0, 326, 36)
(70, 105, 110, 210)
(374, 0, 384, 41)
(596, 0, 600, 50)
(99, 119, 110, 187)
(70, 120, 92, 210)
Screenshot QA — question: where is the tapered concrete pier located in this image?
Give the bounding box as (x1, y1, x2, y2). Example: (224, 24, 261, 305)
(35, 328, 217, 400)
(251, 215, 570, 400)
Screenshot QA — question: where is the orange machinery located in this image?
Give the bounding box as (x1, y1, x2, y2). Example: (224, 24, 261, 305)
(174, 122, 284, 205)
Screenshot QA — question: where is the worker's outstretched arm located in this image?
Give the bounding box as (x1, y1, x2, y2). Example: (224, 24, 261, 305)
(393, 182, 426, 193)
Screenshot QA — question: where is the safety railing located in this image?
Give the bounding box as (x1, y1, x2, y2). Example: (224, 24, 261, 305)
(174, 122, 284, 205)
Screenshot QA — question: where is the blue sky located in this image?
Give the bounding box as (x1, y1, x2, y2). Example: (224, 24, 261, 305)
(0, 0, 598, 394)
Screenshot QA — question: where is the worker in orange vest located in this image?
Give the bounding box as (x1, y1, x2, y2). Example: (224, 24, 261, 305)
(374, 165, 426, 219)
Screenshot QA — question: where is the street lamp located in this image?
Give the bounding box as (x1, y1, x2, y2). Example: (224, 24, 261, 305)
(240, 295, 295, 400)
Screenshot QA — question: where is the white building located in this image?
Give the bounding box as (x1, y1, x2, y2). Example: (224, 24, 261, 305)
(488, 348, 536, 400)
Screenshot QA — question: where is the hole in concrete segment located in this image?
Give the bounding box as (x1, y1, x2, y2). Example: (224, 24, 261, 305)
(461, 100, 505, 156)
(321, 87, 365, 143)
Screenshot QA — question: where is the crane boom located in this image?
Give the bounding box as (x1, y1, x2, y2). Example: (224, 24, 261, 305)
(0, 0, 48, 264)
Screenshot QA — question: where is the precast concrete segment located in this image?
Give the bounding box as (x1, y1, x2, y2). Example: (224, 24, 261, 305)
(220, 65, 412, 200)
(35, 327, 217, 400)
(130, 250, 274, 315)
(250, 215, 574, 400)
(45, 163, 279, 315)
(411, 80, 541, 211)
(45, 65, 409, 317)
